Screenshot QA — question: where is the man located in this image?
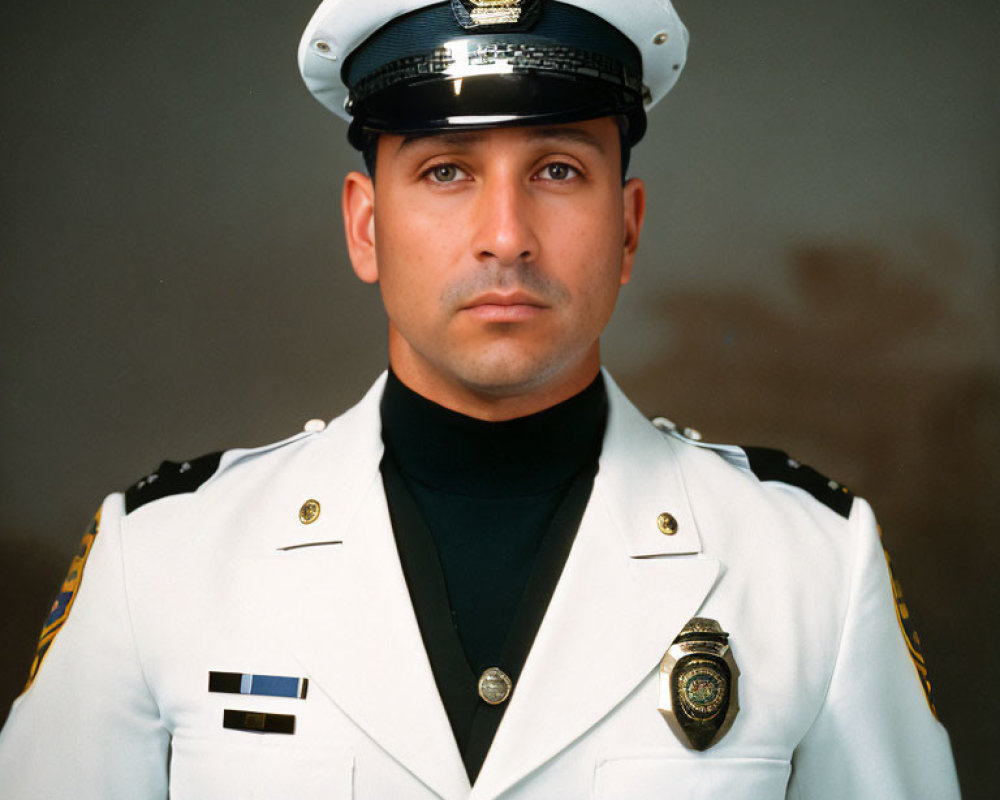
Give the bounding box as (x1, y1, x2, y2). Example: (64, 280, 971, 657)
(0, 0, 961, 797)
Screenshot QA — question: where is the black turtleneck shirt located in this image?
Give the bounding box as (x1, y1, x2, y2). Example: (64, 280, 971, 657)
(379, 369, 607, 780)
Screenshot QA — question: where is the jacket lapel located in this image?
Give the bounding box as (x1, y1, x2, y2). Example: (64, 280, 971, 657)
(262, 375, 471, 800)
(252, 372, 719, 800)
(470, 373, 721, 800)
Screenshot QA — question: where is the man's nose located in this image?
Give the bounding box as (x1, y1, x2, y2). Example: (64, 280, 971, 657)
(470, 173, 539, 266)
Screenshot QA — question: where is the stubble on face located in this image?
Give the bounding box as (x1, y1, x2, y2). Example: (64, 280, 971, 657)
(433, 259, 580, 395)
(439, 260, 572, 312)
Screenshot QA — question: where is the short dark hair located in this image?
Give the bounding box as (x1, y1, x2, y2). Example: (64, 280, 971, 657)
(360, 116, 633, 184)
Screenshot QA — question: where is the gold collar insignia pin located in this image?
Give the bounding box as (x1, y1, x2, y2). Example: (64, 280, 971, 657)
(658, 617, 740, 750)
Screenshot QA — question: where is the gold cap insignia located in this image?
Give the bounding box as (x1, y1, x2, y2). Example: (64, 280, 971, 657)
(451, 0, 541, 31)
(657, 617, 740, 750)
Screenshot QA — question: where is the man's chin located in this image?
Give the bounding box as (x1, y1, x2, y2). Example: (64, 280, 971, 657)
(445, 351, 596, 401)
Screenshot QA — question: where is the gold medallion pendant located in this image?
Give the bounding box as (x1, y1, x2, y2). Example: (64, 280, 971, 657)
(658, 618, 740, 750)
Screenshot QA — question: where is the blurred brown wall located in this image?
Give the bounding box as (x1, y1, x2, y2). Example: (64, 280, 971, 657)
(2, 0, 997, 795)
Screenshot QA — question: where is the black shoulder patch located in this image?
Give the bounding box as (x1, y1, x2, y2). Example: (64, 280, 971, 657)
(124, 451, 223, 514)
(742, 446, 854, 519)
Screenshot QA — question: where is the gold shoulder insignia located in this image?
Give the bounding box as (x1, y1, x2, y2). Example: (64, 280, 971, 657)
(23, 510, 101, 693)
(884, 548, 937, 718)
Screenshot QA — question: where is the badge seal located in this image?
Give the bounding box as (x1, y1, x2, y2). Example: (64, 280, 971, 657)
(658, 617, 740, 750)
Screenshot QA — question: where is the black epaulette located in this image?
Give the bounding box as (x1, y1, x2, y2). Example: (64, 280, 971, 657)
(124, 451, 224, 514)
(742, 446, 854, 519)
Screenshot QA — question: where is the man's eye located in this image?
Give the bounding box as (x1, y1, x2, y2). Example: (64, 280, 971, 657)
(537, 162, 579, 181)
(426, 164, 467, 183)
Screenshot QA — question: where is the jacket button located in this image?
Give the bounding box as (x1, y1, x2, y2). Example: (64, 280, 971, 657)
(478, 667, 513, 705)
(657, 512, 679, 536)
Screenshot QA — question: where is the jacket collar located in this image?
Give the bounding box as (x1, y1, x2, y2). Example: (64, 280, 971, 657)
(262, 371, 719, 799)
(596, 370, 704, 557)
(470, 372, 718, 799)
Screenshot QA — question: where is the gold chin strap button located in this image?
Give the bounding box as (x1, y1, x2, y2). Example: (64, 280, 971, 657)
(299, 499, 321, 525)
(657, 512, 679, 536)
(478, 667, 513, 705)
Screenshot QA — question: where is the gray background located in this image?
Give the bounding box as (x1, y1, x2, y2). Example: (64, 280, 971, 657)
(2, 0, 997, 796)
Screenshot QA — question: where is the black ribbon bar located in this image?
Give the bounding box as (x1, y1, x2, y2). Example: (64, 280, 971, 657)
(222, 709, 296, 735)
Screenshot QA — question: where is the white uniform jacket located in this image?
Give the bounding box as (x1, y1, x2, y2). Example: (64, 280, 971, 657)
(0, 372, 960, 799)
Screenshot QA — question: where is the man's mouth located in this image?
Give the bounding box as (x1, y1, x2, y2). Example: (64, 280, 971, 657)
(460, 291, 547, 322)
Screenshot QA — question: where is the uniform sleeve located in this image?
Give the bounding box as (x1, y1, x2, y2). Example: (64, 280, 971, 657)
(0, 494, 169, 799)
(787, 498, 961, 799)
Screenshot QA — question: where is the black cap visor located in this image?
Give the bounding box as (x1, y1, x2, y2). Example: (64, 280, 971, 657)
(347, 70, 645, 149)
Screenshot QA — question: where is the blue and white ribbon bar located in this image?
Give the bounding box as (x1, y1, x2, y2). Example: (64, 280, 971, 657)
(208, 671, 308, 699)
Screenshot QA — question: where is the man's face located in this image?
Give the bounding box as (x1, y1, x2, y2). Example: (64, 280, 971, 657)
(342, 116, 645, 417)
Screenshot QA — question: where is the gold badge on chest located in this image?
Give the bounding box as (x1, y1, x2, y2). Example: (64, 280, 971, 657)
(658, 617, 740, 750)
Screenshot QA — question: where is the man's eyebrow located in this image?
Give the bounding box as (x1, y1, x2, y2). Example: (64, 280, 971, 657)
(524, 127, 607, 154)
(396, 130, 487, 153)
(395, 126, 606, 154)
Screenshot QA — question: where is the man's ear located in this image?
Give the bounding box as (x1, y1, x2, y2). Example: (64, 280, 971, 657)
(342, 170, 378, 283)
(620, 176, 646, 286)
